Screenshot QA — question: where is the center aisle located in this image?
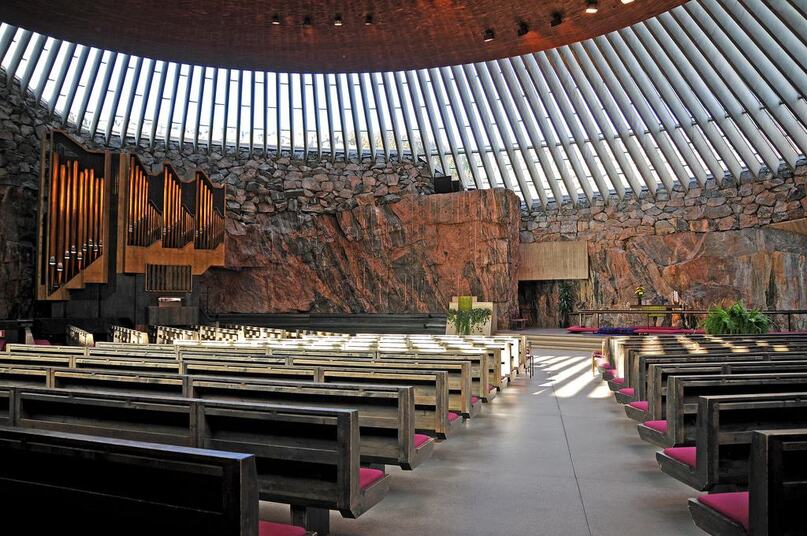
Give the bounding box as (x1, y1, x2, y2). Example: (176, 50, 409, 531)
(260, 348, 701, 535)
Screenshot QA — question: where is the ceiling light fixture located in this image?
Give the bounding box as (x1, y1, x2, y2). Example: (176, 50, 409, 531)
(483, 28, 495, 42)
(517, 21, 529, 36)
(365, 14, 374, 25)
(303, 16, 312, 27)
(585, 0, 599, 14)
(550, 12, 564, 27)
(621, 0, 635, 4)
(271, 14, 280, 25)
(334, 15, 343, 26)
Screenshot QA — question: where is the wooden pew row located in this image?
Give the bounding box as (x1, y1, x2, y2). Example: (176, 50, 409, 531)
(612, 343, 807, 395)
(0, 427, 270, 536)
(628, 359, 807, 422)
(0, 386, 387, 535)
(688, 429, 807, 536)
(604, 334, 807, 381)
(0, 354, 458, 438)
(637, 372, 807, 448)
(619, 351, 807, 406)
(656, 392, 807, 491)
(0, 365, 435, 470)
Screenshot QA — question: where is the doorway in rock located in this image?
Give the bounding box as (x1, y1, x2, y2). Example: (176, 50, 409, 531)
(518, 280, 577, 328)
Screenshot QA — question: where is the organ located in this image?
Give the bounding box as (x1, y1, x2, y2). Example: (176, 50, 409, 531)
(36, 130, 225, 302)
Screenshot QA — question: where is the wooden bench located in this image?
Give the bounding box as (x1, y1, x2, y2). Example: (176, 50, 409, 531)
(688, 428, 807, 536)
(0, 426, 264, 536)
(627, 359, 807, 422)
(1, 386, 387, 534)
(656, 392, 807, 491)
(110, 325, 150, 344)
(638, 372, 807, 448)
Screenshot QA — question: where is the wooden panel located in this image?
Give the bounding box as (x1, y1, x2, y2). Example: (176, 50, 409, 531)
(518, 241, 588, 281)
(145, 264, 193, 293)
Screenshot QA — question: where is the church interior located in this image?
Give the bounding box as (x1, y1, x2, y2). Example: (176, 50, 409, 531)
(0, 1, 805, 534)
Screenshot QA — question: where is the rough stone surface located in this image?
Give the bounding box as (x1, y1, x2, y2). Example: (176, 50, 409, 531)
(201, 189, 522, 329)
(520, 169, 807, 329)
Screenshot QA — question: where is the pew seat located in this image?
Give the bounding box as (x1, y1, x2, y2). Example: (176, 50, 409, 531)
(625, 400, 649, 421)
(690, 492, 749, 535)
(615, 387, 634, 403)
(259, 522, 307, 536)
(658, 446, 699, 488)
(608, 377, 625, 391)
(448, 411, 461, 423)
(637, 420, 669, 446)
(359, 468, 386, 490)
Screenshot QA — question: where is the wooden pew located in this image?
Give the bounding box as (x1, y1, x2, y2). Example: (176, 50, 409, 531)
(688, 428, 807, 536)
(638, 372, 807, 448)
(656, 392, 807, 491)
(2, 386, 386, 535)
(627, 360, 807, 422)
(0, 426, 262, 536)
(0, 365, 432, 470)
(188, 377, 433, 470)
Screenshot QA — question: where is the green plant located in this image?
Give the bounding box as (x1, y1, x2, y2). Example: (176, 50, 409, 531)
(702, 302, 772, 335)
(558, 281, 576, 328)
(447, 307, 492, 335)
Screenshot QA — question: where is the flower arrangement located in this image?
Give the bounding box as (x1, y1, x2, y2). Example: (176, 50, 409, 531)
(634, 285, 645, 305)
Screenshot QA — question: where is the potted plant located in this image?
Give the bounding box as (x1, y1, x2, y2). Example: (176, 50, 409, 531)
(702, 302, 772, 335)
(558, 281, 576, 328)
(447, 296, 492, 335)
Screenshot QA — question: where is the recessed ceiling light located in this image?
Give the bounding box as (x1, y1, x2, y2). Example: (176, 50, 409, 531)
(550, 12, 564, 27)
(621, 0, 635, 4)
(303, 16, 312, 27)
(483, 28, 495, 42)
(334, 15, 343, 26)
(271, 14, 280, 25)
(585, 0, 599, 14)
(365, 14, 374, 25)
(517, 21, 529, 36)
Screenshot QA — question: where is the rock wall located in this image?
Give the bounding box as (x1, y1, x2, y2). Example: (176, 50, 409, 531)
(520, 166, 807, 329)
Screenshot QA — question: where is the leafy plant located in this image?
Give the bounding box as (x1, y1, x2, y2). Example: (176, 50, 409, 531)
(558, 281, 577, 328)
(702, 302, 772, 335)
(447, 307, 492, 335)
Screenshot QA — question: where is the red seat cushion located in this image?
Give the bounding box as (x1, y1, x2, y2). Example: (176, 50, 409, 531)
(447, 411, 461, 422)
(359, 468, 385, 490)
(697, 492, 749, 531)
(567, 326, 598, 333)
(618, 387, 635, 397)
(259, 521, 306, 536)
(592, 350, 603, 357)
(34, 339, 51, 345)
(471, 395, 481, 405)
(414, 433, 430, 448)
(611, 377, 625, 385)
(663, 446, 697, 468)
(628, 400, 649, 412)
(644, 420, 668, 434)
(489, 385, 496, 393)
(0, 339, 5, 352)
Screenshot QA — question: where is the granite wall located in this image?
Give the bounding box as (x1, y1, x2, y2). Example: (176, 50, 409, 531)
(520, 166, 807, 329)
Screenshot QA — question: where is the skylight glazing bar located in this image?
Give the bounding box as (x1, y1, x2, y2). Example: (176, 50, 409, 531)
(301, 74, 308, 158)
(192, 66, 205, 151)
(148, 61, 168, 148)
(262, 72, 268, 154)
(119, 56, 142, 145)
(556, 46, 646, 194)
(180, 65, 196, 149)
(164, 62, 181, 146)
(428, 68, 472, 189)
(347, 73, 363, 158)
(438, 66, 483, 190)
(89, 51, 118, 137)
(275, 74, 281, 154)
(312, 74, 323, 159)
(75, 49, 104, 132)
(289, 73, 295, 156)
(405, 70, 436, 176)
(61, 46, 90, 127)
(416, 69, 450, 176)
(358, 73, 377, 160)
(234, 70, 242, 153)
(0, 25, 18, 65)
(34, 38, 61, 102)
(370, 73, 390, 161)
(249, 71, 255, 156)
(104, 54, 130, 144)
(5, 29, 32, 81)
(47, 42, 76, 116)
(450, 64, 500, 191)
(207, 67, 217, 151)
(544, 50, 626, 198)
(324, 74, 336, 160)
(623, 25, 728, 182)
(386, 72, 408, 159)
(18, 33, 45, 92)
(394, 71, 419, 164)
(336, 73, 349, 160)
(643, 18, 753, 177)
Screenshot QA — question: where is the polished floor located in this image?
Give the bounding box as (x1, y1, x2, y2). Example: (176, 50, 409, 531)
(260, 349, 702, 535)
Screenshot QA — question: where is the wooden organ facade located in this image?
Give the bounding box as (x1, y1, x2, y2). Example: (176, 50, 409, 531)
(36, 130, 226, 305)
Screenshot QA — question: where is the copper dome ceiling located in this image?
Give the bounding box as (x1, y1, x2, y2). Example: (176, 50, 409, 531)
(0, 0, 686, 72)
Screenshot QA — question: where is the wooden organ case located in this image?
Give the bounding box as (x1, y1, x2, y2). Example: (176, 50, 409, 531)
(36, 130, 226, 309)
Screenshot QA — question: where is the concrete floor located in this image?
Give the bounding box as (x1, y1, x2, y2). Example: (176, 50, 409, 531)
(260, 349, 702, 536)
